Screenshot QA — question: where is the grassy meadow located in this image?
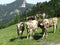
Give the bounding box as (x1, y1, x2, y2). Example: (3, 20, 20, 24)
(0, 17, 60, 45)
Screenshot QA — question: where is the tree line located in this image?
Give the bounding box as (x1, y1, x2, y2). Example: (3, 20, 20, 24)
(21, 0, 60, 21)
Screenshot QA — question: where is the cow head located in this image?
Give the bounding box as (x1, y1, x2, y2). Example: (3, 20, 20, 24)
(17, 22, 24, 38)
(38, 21, 44, 28)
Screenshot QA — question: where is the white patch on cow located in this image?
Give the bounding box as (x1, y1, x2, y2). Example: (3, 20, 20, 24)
(27, 25, 30, 29)
(17, 24, 20, 28)
(19, 31, 22, 34)
(17, 23, 21, 30)
(40, 23, 43, 26)
(43, 19, 48, 22)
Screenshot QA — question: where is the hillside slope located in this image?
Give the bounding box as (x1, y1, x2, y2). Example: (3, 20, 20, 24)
(0, 18, 60, 45)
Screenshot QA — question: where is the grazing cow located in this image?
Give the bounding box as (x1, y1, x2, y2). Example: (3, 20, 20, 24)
(26, 16, 36, 21)
(38, 17, 58, 38)
(26, 20, 38, 39)
(36, 13, 42, 19)
(16, 22, 24, 38)
(36, 13, 46, 19)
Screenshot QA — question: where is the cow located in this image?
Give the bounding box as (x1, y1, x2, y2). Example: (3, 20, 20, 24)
(26, 20, 38, 39)
(16, 22, 24, 38)
(36, 12, 46, 20)
(36, 13, 42, 20)
(26, 16, 36, 21)
(38, 17, 58, 38)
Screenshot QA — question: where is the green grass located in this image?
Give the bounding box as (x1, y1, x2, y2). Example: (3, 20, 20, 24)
(0, 18, 60, 45)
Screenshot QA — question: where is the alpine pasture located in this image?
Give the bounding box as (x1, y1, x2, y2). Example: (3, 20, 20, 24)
(0, 18, 60, 45)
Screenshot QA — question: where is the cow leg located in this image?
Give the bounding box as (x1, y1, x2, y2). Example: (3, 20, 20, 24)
(45, 28, 48, 38)
(17, 29, 19, 37)
(33, 30, 35, 36)
(27, 32, 29, 39)
(19, 31, 22, 38)
(27, 29, 30, 39)
(41, 28, 44, 34)
(42, 28, 45, 38)
(33, 29, 37, 35)
(17, 27, 20, 38)
(42, 27, 48, 39)
(53, 25, 56, 33)
(42, 32, 45, 38)
(17, 28, 21, 38)
(30, 29, 33, 39)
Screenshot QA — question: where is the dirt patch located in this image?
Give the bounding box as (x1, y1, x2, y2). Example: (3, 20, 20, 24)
(47, 43, 60, 45)
(42, 42, 60, 45)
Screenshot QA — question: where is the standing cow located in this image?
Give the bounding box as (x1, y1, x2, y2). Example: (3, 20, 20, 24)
(38, 17, 58, 38)
(36, 12, 46, 20)
(26, 20, 38, 39)
(16, 22, 24, 38)
(26, 16, 36, 21)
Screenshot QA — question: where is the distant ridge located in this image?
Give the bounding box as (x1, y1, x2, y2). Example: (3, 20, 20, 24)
(0, 0, 33, 24)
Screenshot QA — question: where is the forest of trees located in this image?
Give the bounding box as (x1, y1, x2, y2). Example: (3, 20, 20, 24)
(21, 0, 60, 21)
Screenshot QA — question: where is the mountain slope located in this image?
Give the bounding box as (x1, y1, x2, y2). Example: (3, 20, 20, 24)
(0, 0, 33, 24)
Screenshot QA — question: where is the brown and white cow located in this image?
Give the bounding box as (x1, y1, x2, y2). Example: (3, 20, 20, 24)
(36, 13, 46, 20)
(36, 13, 42, 19)
(26, 20, 38, 39)
(26, 16, 36, 21)
(38, 17, 58, 38)
(16, 22, 24, 38)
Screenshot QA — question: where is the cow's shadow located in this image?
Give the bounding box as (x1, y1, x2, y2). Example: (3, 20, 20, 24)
(9, 36, 27, 42)
(33, 33, 42, 40)
(9, 31, 54, 42)
(48, 31, 53, 33)
(9, 37, 17, 42)
(33, 31, 54, 40)
(20, 36, 27, 39)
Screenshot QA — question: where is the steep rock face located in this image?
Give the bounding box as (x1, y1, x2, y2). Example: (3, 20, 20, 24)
(0, 0, 33, 24)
